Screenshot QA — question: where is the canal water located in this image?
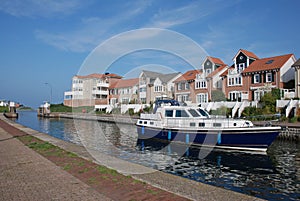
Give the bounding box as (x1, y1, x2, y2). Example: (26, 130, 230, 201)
(15, 111, 299, 200)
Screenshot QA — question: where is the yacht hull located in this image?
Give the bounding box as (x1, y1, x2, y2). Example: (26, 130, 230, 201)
(136, 125, 280, 152)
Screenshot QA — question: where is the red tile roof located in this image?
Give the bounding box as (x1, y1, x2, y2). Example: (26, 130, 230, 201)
(207, 56, 225, 65)
(75, 73, 122, 79)
(240, 49, 259, 59)
(207, 64, 228, 78)
(174, 69, 202, 82)
(242, 54, 294, 74)
(109, 78, 139, 89)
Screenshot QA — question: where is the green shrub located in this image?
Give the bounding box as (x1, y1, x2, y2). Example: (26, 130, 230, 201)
(288, 116, 298, 123)
(0, 106, 8, 113)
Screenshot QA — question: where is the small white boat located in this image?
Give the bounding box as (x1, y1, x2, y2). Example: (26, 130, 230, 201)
(136, 100, 281, 152)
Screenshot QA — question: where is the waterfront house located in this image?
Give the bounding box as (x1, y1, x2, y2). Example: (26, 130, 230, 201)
(242, 54, 296, 101)
(64, 73, 122, 107)
(292, 58, 300, 98)
(221, 49, 259, 101)
(196, 56, 228, 102)
(109, 78, 139, 105)
(174, 56, 228, 104)
(138, 70, 181, 104)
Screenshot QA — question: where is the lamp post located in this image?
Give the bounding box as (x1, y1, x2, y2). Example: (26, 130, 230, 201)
(45, 82, 52, 103)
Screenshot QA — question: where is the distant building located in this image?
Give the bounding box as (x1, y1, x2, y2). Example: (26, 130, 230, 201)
(64, 73, 122, 107)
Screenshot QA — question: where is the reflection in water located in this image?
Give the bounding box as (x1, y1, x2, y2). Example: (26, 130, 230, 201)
(15, 111, 299, 201)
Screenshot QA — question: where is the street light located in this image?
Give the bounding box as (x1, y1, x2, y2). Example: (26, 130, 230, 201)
(45, 82, 52, 103)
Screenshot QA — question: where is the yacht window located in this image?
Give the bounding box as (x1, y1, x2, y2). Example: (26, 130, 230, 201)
(190, 122, 196, 127)
(199, 122, 205, 127)
(165, 110, 173, 117)
(188, 109, 200, 117)
(198, 109, 209, 117)
(150, 122, 154, 125)
(144, 121, 148, 124)
(175, 110, 189, 117)
(213, 123, 222, 127)
(233, 123, 237, 126)
(139, 121, 143, 124)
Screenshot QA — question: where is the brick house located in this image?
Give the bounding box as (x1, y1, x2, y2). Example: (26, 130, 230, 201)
(221, 49, 259, 101)
(174, 69, 201, 103)
(242, 54, 296, 101)
(221, 49, 296, 101)
(174, 56, 228, 104)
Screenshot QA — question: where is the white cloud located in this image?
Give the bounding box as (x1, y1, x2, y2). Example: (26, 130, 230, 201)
(35, 0, 152, 52)
(0, 0, 86, 18)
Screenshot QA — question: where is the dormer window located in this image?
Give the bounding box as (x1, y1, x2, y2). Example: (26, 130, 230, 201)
(237, 63, 245, 73)
(206, 69, 211, 75)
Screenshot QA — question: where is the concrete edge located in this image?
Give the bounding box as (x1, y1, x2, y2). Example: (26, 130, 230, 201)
(0, 115, 264, 201)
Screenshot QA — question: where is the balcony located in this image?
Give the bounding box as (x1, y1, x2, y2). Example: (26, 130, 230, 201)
(97, 82, 109, 88)
(92, 90, 108, 95)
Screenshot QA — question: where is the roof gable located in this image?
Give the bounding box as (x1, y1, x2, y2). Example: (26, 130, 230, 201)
(233, 49, 259, 61)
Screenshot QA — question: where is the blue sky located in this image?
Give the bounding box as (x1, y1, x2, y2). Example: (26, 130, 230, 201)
(1, 0, 300, 108)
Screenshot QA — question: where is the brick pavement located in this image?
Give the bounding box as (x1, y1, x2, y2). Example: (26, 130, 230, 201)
(0, 126, 112, 201)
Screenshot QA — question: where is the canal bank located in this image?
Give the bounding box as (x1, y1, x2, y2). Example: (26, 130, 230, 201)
(0, 114, 262, 201)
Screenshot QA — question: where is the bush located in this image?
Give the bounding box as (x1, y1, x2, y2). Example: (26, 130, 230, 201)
(289, 116, 298, 123)
(0, 106, 8, 113)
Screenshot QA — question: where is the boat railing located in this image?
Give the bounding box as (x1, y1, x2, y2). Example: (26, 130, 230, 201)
(163, 117, 247, 128)
(141, 113, 161, 120)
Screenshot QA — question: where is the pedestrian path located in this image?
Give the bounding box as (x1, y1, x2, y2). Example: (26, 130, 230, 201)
(0, 125, 112, 201)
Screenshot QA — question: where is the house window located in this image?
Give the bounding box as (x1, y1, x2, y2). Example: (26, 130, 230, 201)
(228, 77, 234, 86)
(201, 81, 207, 88)
(197, 93, 208, 103)
(206, 69, 211, 75)
(185, 83, 190, 90)
(237, 63, 245, 73)
(154, 85, 162, 92)
(235, 76, 242, 85)
(177, 83, 182, 90)
(229, 91, 241, 101)
(254, 74, 260, 83)
(266, 73, 273, 82)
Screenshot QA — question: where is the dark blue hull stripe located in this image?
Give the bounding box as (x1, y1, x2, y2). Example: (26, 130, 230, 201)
(136, 126, 280, 150)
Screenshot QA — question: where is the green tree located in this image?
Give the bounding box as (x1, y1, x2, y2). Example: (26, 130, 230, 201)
(211, 90, 226, 102)
(260, 89, 279, 114)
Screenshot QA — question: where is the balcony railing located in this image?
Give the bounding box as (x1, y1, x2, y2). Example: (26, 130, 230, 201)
(97, 82, 109, 87)
(92, 90, 108, 95)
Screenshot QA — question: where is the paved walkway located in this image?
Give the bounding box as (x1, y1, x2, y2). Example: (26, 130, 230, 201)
(0, 124, 111, 201)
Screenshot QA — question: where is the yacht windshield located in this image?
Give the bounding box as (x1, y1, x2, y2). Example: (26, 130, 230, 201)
(188, 109, 200, 117)
(198, 108, 209, 117)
